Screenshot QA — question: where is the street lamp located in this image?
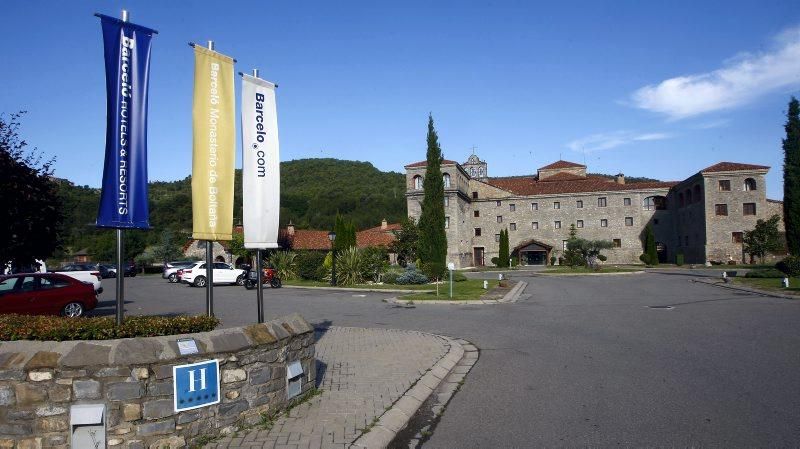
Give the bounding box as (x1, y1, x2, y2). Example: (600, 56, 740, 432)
(328, 231, 337, 286)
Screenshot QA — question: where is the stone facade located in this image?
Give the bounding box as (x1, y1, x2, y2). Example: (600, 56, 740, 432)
(0, 314, 315, 448)
(406, 156, 782, 267)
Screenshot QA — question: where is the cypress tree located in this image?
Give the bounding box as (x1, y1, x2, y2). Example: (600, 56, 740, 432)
(417, 114, 448, 279)
(644, 224, 658, 265)
(783, 97, 800, 255)
(333, 213, 356, 251)
(498, 229, 510, 267)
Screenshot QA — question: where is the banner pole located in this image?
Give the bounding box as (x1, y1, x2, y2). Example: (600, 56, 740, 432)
(116, 229, 124, 325)
(206, 241, 214, 316)
(256, 249, 264, 323)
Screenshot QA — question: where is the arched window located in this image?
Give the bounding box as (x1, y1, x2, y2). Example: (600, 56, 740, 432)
(413, 175, 422, 190)
(443, 173, 451, 188)
(744, 178, 757, 191)
(643, 196, 667, 211)
(685, 189, 692, 204)
(678, 193, 685, 207)
(693, 185, 701, 203)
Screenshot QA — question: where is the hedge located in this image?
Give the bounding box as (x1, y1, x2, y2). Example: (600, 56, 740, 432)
(0, 314, 220, 342)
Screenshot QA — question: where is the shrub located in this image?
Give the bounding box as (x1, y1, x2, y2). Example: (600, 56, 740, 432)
(396, 265, 429, 285)
(296, 251, 327, 281)
(422, 261, 446, 280)
(490, 257, 500, 266)
(382, 270, 401, 284)
(549, 256, 556, 266)
(451, 271, 467, 282)
(639, 254, 649, 264)
(361, 247, 389, 282)
(745, 268, 786, 278)
(335, 247, 366, 286)
(269, 251, 298, 280)
(597, 254, 607, 262)
(776, 256, 800, 277)
(676, 252, 684, 266)
(0, 315, 219, 342)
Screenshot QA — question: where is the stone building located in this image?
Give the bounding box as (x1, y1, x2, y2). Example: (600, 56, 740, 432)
(405, 156, 783, 268)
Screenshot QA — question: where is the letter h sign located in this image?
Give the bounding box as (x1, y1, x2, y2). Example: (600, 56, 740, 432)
(173, 360, 220, 412)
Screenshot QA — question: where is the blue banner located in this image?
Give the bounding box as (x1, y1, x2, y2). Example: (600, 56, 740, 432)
(96, 14, 156, 229)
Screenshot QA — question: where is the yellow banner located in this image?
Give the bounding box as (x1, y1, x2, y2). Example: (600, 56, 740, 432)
(191, 46, 235, 241)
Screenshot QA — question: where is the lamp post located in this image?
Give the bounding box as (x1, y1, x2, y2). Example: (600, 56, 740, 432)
(328, 231, 337, 286)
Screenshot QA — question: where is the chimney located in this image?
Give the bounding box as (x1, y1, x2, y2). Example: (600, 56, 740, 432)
(381, 218, 388, 230)
(287, 221, 295, 236)
(615, 173, 625, 185)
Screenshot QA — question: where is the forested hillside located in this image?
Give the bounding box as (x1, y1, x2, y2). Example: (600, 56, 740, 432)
(54, 159, 407, 261)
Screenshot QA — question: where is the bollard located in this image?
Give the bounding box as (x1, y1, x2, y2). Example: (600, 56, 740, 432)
(483, 280, 488, 289)
(783, 277, 790, 288)
(498, 273, 503, 281)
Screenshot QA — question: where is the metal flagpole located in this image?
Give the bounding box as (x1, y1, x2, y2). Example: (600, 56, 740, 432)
(115, 8, 129, 327)
(253, 67, 265, 324)
(205, 39, 215, 318)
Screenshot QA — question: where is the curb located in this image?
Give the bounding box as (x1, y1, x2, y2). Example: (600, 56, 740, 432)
(693, 278, 799, 299)
(350, 336, 478, 449)
(534, 270, 645, 277)
(385, 281, 528, 305)
(283, 285, 433, 294)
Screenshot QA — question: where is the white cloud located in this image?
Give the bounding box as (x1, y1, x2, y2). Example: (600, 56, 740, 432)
(631, 25, 800, 119)
(566, 131, 671, 152)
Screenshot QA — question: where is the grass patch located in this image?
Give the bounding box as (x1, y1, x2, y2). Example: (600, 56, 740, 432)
(283, 279, 434, 291)
(541, 266, 641, 274)
(400, 279, 499, 301)
(732, 277, 800, 296)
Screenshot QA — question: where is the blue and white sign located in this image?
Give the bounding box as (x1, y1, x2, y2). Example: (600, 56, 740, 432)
(173, 360, 220, 412)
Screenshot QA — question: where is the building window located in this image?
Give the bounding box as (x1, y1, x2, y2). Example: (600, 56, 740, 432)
(413, 175, 422, 190)
(496, 200, 502, 207)
(444, 197, 449, 207)
(732, 232, 743, 243)
(744, 178, 757, 191)
(563, 240, 569, 251)
(576, 220, 584, 228)
(472, 191, 478, 199)
(600, 219, 608, 227)
(554, 221, 561, 229)
(444, 217, 450, 228)
(625, 217, 633, 226)
(715, 204, 728, 216)
(510, 223, 516, 231)
(495, 234, 501, 242)
(743, 203, 757, 215)
(474, 210, 480, 217)
(443, 173, 451, 188)
(531, 202, 538, 211)
(643, 196, 667, 210)
(475, 228, 482, 236)
(613, 239, 621, 248)
(693, 185, 701, 203)
(598, 197, 607, 207)
(686, 189, 692, 204)
(532, 222, 539, 230)
(510, 203, 516, 212)
(553, 201, 561, 209)
(497, 216, 503, 223)
(576, 200, 583, 208)
(624, 198, 631, 206)
(718, 180, 731, 191)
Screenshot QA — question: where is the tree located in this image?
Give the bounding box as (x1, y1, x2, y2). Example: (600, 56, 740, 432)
(0, 112, 63, 267)
(743, 214, 783, 263)
(417, 114, 448, 279)
(227, 230, 249, 266)
(562, 224, 584, 267)
(152, 230, 184, 265)
(389, 217, 419, 267)
(496, 229, 510, 267)
(641, 224, 658, 265)
(783, 97, 800, 255)
(333, 213, 357, 251)
(567, 238, 614, 268)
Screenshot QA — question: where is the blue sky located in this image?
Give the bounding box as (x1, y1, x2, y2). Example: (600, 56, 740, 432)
(1, 1, 799, 199)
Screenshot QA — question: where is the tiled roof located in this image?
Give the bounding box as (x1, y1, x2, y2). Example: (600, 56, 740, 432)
(538, 172, 587, 182)
(288, 230, 334, 250)
(700, 162, 769, 173)
(405, 159, 458, 168)
(284, 222, 400, 251)
(486, 175, 677, 195)
(539, 160, 585, 170)
(362, 223, 402, 233)
(356, 230, 396, 248)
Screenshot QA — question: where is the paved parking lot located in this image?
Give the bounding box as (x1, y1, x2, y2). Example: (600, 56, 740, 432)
(98, 272, 800, 447)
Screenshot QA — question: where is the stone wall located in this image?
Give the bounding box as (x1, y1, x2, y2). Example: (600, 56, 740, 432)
(0, 313, 315, 449)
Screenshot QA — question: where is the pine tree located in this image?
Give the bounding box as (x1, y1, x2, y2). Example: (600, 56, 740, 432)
(417, 114, 448, 279)
(783, 97, 800, 255)
(333, 213, 356, 251)
(498, 229, 510, 267)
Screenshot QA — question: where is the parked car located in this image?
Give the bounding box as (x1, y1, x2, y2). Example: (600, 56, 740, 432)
(55, 264, 103, 293)
(107, 263, 137, 277)
(98, 264, 117, 279)
(0, 273, 98, 317)
(162, 261, 197, 283)
(180, 262, 246, 287)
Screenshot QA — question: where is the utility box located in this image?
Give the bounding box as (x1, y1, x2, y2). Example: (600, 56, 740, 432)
(70, 404, 106, 448)
(287, 360, 304, 399)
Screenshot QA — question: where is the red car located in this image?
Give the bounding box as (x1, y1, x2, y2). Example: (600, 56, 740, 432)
(0, 273, 98, 317)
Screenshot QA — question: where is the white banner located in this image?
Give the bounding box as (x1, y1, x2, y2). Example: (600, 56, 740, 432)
(241, 74, 280, 249)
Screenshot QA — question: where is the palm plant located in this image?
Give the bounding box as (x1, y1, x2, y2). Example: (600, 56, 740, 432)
(268, 251, 297, 280)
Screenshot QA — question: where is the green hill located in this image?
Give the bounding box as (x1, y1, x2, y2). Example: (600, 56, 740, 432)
(54, 158, 407, 260)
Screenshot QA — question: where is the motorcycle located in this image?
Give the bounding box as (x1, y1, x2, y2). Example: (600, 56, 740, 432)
(241, 264, 282, 290)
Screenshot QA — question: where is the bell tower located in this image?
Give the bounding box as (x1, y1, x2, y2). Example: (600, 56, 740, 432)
(462, 152, 488, 181)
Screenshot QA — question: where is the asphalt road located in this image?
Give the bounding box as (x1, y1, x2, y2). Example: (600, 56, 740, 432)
(97, 272, 800, 448)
